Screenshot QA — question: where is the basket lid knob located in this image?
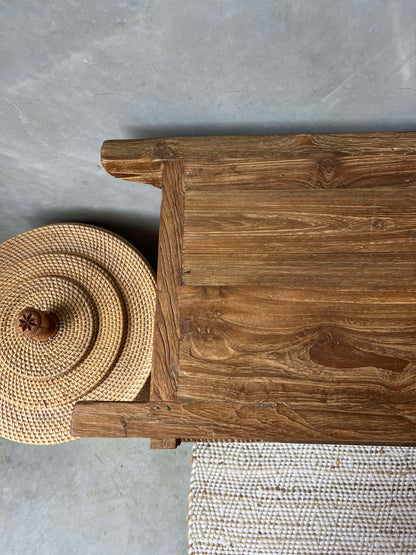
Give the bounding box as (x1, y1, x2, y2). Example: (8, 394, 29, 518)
(15, 308, 58, 342)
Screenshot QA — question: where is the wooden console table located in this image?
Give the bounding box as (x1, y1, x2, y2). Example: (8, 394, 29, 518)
(72, 133, 416, 448)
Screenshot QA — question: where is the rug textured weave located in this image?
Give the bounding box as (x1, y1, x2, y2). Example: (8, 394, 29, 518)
(188, 443, 416, 554)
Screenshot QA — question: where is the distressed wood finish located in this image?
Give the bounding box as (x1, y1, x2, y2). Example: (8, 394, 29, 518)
(86, 132, 416, 447)
(178, 286, 416, 404)
(149, 162, 184, 448)
(183, 155, 416, 190)
(72, 400, 416, 445)
(183, 164, 416, 288)
(101, 133, 416, 185)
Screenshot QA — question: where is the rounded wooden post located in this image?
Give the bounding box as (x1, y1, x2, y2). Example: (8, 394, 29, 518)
(15, 307, 58, 342)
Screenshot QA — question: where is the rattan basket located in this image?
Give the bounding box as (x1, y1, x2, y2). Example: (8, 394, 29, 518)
(0, 223, 156, 444)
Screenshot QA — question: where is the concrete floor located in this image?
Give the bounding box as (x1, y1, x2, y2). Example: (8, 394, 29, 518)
(0, 1, 415, 553)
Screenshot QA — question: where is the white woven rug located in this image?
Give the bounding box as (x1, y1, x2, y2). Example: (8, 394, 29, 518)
(188, 443, 416, 554)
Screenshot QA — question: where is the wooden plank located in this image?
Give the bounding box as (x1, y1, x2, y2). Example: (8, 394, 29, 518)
(183, 168, 416, 287)
(184, 155, 416, 190)
(182, 254, 416, 289)
(178, 286, 416, 405)
(101, 133, 416, 184)
(184, 188, 416, 254)
(71, 400, 416, 445)
(150, 162, 184, 449)
(101, 142, 163, 187)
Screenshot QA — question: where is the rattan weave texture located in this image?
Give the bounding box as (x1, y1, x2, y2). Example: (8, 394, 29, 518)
(0, 224, 156, 444)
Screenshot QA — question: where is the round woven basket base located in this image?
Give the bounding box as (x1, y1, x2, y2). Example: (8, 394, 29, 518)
(0, 224, 156, 444)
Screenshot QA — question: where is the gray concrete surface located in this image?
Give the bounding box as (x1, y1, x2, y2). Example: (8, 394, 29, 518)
(0, 439, 190, 554)
(0, 1, 415, 554)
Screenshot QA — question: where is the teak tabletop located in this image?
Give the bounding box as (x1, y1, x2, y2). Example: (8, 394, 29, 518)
(72, 133, 416, 449)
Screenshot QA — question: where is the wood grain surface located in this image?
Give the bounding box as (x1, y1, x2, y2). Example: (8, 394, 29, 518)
(72, 400, 416, 444)
(183, 162, 416, 288)
(149, 162, 184, 448)
(178, 286, 416, 406)
(93, 132, 416, 446)
(101, 133, 416, 185)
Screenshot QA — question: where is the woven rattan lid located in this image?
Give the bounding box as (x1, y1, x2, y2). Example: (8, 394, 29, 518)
(0, 223, 156, 444)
